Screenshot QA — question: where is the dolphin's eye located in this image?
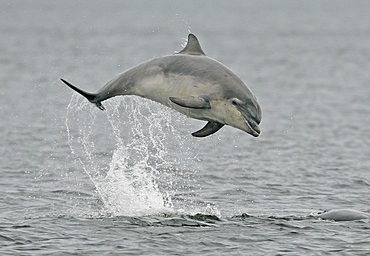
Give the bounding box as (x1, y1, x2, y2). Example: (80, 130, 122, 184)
(231, 99, 238, 106)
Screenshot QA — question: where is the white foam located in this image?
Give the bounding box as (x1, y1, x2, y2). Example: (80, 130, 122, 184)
(65, 95, 204, 217)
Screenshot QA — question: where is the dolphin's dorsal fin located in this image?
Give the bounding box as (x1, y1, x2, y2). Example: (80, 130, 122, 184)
(178, 34, 206, 56)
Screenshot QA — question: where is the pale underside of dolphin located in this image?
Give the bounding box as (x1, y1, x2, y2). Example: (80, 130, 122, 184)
(61, 34, 261, 138)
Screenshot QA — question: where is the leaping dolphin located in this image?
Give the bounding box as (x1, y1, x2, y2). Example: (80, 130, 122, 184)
(61, 34, 261, 137)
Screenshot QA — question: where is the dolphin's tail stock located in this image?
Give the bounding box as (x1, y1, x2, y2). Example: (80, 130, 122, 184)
(61, 79, 105, 110)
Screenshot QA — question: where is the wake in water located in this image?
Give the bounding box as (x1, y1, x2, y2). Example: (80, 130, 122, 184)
(65, 95, 219, 217)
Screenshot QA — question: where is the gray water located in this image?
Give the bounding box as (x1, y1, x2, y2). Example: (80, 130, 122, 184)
(1, 0, 370, 255)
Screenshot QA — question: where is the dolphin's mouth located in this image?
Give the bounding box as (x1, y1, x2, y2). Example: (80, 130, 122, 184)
(237, 103, 261, 137)
(243, 112, 261, 137)
(243, 118, 261, 137)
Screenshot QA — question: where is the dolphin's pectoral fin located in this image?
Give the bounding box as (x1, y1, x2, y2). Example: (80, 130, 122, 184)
(169, 96, 211, 109)
(192, 121, 224, 137)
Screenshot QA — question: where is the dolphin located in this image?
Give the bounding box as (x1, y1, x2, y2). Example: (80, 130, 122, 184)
(316, 209, 370, 221)
(61, 34, 261, 137)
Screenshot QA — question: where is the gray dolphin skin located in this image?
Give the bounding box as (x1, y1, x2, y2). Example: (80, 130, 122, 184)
(61, 34, 261, 137)
(317, 209, 370, 221)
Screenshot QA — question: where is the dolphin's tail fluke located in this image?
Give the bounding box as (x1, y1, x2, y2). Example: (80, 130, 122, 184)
(61, 79, 105, 110)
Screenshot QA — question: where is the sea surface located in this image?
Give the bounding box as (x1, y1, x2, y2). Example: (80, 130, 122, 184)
(1, 0, 369, 255)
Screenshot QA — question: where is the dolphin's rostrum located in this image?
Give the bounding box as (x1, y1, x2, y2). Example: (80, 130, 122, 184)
(62, 34, 261, 138)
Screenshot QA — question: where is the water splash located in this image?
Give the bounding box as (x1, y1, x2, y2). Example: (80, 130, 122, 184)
(65, 95, 200, 216)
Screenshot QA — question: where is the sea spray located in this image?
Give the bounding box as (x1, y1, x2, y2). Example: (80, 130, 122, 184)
(65, 95, 199, 216)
